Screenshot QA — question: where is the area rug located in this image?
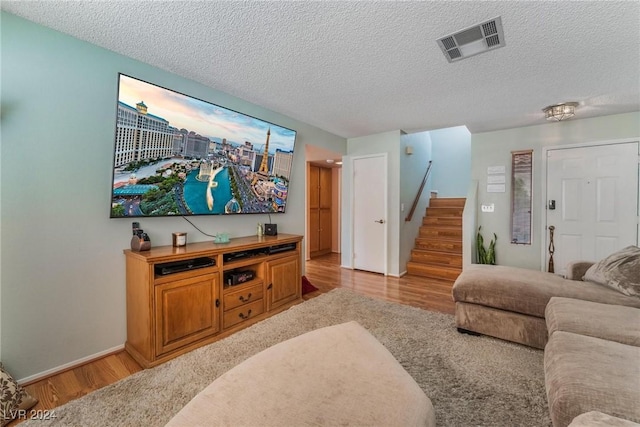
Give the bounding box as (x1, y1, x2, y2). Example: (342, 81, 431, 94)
(25, 289, 550, 426)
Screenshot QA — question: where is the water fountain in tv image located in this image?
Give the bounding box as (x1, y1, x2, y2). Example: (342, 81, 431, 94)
(187, 127, 288, 215)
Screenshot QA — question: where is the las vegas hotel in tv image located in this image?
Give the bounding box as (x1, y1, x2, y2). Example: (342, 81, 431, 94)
(111, 74, 297, 218)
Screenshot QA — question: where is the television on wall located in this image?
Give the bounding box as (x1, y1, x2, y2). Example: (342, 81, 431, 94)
(110, 74, 297, 218)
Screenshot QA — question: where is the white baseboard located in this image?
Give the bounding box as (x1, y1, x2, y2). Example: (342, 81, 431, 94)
(18, 344, 125, 385)
(387, 270, 407, 278)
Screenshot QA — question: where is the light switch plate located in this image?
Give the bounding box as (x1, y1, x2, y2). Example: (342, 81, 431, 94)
(481, 204, 495, 213)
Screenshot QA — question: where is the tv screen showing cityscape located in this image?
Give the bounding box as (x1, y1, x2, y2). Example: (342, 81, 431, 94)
(110, 74, 297, 218)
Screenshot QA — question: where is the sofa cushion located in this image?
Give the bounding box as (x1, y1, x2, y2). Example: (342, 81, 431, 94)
(565, 261, 595, 280)
(546, 297, 640, 346)
(584, 246, 640, 297)
(544, 331, 640, 427)
(452, 265, 640, 319)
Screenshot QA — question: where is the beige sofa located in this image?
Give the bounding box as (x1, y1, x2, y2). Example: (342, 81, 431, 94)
(544, 297, 640, 426)
(451, 262, 640, 349)
(452, 246, 640, 426)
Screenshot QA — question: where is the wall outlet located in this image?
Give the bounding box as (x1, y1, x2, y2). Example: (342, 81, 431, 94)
(481, 204, 495, 213)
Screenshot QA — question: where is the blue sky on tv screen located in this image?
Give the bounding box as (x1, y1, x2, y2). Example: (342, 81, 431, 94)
(118, 75, 296, 153)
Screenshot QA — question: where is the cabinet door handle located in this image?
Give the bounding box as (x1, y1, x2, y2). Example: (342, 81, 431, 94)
(239, 293, 252, 303)
(267, 283, 273, 290)
(238, 309, 252, 320)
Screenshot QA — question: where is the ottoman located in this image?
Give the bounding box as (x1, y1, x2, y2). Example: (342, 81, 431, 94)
(166, 321, 435, 426)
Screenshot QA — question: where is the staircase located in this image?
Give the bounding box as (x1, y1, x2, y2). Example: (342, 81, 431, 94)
(406, 197, 465, 281)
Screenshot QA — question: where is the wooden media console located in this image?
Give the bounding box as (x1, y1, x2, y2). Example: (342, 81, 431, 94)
(124, 233, 303, 368)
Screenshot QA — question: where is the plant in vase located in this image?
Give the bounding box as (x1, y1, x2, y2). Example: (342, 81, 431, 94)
(476, 226, 497, 265)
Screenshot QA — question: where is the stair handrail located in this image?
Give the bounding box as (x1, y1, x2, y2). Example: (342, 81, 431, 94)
(405, 160, 433, 222)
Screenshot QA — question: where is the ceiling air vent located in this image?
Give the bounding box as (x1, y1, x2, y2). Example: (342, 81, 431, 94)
(437, 16, 505, 63)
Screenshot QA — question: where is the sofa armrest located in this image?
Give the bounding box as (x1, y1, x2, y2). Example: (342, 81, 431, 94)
(565, 261, 595, 280)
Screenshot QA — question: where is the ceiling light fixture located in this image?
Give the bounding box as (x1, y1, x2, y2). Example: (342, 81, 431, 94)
(542, 102, 579, 121)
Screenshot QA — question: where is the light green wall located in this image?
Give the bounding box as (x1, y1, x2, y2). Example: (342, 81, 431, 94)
(471, 112, 640, 270)
(400, 132, 432, 275)
(429, 126, 471, 197)
(0, 12, 346, 380)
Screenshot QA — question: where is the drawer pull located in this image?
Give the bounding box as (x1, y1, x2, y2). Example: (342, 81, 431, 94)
(238, 309, 252, 320)
(239, 293, 252, 303)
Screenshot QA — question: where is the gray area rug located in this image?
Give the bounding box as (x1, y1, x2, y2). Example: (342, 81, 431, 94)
(26, 289, 550, 426)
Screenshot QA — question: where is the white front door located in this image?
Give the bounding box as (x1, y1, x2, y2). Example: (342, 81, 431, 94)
(352, 154, 387, 274)
(545, 141, 639, 276)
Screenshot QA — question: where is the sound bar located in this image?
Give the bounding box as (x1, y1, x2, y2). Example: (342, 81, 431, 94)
(268, 243, 296, 254)
(223, 248, 267, 263)
(155, 257, 215, 276)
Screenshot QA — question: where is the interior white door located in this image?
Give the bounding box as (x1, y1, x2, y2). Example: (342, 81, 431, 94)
(353, 154, 387, 274)
(545, 142, 639, 276)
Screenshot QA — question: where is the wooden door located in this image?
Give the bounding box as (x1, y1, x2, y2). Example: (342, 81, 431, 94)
(546, 142, 639, 275)
(309, 166, 320, 254)
(309, 165, 333, 257)
(266, 255, 300, 310)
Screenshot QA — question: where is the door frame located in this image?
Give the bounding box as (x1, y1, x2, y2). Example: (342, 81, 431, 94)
(540, 138, 640, 270)
(350, 153, 389, 275)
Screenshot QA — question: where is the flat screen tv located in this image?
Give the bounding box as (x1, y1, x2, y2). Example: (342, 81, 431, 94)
(110, 74, 297, 217)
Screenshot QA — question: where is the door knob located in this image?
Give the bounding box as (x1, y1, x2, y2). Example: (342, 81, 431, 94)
(374, 219, 385, 224)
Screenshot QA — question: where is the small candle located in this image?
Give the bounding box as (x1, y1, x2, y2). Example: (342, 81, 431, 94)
(172, 232, 187, 247)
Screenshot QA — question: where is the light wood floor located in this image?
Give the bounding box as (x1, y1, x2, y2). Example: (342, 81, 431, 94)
(303, 253, 456, 315)
(14, 253, 455, 424)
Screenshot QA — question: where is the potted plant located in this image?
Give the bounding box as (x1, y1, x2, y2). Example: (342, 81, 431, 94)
(476, 226, 497, 265)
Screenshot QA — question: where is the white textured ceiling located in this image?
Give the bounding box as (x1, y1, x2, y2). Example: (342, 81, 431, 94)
(2, 1, 639, 138)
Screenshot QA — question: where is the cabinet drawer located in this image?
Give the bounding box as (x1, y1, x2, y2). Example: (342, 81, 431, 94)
(223, 299, 264, 329)
(223, 284, 264, 311)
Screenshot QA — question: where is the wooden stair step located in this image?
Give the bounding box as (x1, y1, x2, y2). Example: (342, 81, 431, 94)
(411, 249, 462, 268)
(414, 238, 462, 253)
(406, 262, 462, 280)
(423, 216, 462, 227)
(407, 197, 464, 280)
(429, 198, 466, 208)
(419, 226, 462, 239)
(426, 207, 464, 217)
